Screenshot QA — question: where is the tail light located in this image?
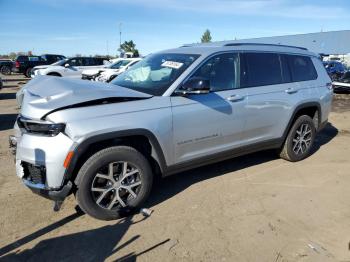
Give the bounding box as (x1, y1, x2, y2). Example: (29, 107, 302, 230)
(15, 61, 20, 68)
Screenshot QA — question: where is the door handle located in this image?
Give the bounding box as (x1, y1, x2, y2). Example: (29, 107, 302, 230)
(285, 88, 298, 94)
(227, 94, 245, 102)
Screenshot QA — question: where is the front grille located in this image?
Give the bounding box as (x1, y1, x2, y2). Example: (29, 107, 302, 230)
(22, 162, 46, 184)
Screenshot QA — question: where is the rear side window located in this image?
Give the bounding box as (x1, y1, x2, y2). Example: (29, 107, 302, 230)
(287, 55, 317, 81)
(28, 56, 40, 62)
(241, 52, 283, 87)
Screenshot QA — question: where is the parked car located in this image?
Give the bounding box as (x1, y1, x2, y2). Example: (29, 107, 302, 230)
(13, 54, 66, 77)
(0, 59, 13, 75)
(331, 71, 350, 93)
(82, 58, 141, 82)
(31, 57, 109, 79)
(0, 76, 2, 90)
(323, 61, 346, 81)
(10, 43, 332, 220)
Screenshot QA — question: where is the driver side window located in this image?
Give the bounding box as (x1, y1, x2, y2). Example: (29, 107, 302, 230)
(192, 53, 239, 92)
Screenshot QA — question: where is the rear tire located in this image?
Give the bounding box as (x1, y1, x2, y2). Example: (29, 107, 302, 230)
(76, 146, 153, 220)
(25, 67, 32, 78)
(279, 115, 316, 162)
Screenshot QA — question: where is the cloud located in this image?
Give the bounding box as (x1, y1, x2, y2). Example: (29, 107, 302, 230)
(80, 0, 348, 19)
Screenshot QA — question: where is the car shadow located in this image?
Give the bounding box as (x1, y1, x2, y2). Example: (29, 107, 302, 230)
(0, 211, 169, 261)
(311, 122, 338, 154)
(0, 114, 17, 131)
(0, 93, 16, 100)
(147, 122, 338, 208)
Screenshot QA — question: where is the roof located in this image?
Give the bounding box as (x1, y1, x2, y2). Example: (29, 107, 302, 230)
(159, 43, 317, 57)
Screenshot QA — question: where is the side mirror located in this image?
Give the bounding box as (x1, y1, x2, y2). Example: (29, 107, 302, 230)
(64, 63, 70, 68)
(176, 77, 210, 95)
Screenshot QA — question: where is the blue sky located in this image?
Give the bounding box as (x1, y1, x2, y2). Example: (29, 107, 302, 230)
(1, 0, 350, 56)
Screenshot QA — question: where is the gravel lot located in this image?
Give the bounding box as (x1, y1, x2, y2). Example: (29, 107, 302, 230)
(1, 74, 350, 261)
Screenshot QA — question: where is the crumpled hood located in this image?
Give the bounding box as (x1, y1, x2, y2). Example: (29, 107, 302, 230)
(21, 76, 152, 120)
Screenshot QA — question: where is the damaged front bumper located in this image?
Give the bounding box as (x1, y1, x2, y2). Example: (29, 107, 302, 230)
(23, 179, 73, 202)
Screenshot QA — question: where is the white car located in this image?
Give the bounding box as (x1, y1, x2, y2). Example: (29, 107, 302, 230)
(82, 58, 141, 82)
(31, 57, 109, 79)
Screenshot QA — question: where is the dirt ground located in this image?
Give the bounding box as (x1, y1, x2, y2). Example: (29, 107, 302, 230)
(1, 74, 350, 262)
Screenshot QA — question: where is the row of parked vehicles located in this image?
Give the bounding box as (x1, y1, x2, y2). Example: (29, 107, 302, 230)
(0, 54, 142, 83)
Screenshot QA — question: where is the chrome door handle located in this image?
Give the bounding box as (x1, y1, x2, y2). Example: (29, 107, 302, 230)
(227, 95, 245, 102)
(285, 88, 298, 94)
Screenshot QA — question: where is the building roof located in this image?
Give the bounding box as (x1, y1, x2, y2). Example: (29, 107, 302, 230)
(185, 30, 350, 55)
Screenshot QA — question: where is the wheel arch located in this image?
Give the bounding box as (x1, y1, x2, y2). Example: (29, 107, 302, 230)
(283, 102, 322, 140)
(65, 129, 167, 186)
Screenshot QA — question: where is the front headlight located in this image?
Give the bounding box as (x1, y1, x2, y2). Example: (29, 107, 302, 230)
(17, 117, 65, 136)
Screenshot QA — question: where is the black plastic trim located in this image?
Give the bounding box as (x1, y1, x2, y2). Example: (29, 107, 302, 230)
(25, 180, 72, 201)
(65, 129, 168, 182)
(282, 102, 322, 140)
(163, 139, 283, 176)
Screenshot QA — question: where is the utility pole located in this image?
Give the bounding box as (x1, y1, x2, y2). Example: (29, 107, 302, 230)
(119, 22, 122, 50)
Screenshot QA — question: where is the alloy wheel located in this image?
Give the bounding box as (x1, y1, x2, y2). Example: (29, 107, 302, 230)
(91, 161, 142, 210)
(292, 123, 312, 155)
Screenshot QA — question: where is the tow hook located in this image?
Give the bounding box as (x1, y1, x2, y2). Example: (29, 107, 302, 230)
(53, 200, 64, 212)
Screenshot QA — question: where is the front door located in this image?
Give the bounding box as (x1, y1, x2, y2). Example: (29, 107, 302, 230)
(171, 52, 247, 164)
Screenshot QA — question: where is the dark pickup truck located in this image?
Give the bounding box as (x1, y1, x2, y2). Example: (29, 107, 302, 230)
(13, 54, 66, 77)
(0, 59, 13, 75)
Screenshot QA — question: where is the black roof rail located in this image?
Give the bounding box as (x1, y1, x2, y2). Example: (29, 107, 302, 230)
(224, 43, 308, 51)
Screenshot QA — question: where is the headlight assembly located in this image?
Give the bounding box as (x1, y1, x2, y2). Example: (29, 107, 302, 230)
(17, 116, 65, 136)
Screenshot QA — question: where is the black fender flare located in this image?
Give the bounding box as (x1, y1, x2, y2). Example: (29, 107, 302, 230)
(282, 101, 322, 140)
(65, 129, 167, 184)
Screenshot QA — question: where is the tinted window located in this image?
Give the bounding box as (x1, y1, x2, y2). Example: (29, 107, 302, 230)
(28, 56, 40, 62)
(83, 58, 94, 66)
(288, 55, 317, 81)
(68, 58, 83, 66)
(242, 52, 282, 87)
(17, 56, 28, 62)
(91, 58, 105, 65)
(192, 53, 239, 91)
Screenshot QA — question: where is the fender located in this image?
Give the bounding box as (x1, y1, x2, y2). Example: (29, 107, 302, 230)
(64, 128, 167, 183)
(282, 101, 322, 140)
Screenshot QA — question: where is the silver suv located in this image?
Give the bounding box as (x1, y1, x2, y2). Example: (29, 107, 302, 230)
(11, 43, 333, 220)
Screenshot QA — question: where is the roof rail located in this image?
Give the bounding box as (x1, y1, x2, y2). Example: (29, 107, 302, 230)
(223, 43, 308, 51)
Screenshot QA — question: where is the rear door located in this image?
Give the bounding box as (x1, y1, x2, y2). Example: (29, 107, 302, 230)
(240, 52, 298, 144)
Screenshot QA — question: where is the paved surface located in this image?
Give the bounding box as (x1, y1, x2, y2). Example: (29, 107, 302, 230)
(1, 74, 350, 261)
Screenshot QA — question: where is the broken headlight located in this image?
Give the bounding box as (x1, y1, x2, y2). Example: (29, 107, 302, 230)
(17, 116, 65, 136)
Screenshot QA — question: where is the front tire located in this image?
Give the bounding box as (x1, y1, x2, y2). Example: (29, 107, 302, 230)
(1, 66, 11, 75)
(76, 146, 153, 220)
(279, 115, 316, 162)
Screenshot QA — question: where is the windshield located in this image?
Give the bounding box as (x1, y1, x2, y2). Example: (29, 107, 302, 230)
(51, 59, 67, 66)
(110, 60, 134, 69)
(111, 53, 200, 95)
